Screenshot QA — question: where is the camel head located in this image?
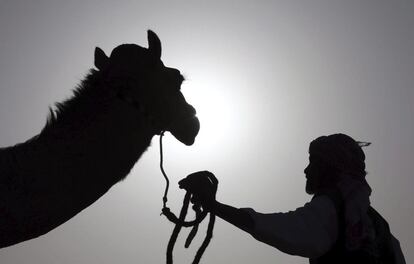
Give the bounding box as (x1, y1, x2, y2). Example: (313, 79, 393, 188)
(93, 30, 200, 146)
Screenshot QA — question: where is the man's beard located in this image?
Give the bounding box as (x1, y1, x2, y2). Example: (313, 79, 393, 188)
(305, 179, 315, 194)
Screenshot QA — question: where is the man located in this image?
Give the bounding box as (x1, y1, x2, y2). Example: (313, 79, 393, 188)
(179, 133, 406, 263)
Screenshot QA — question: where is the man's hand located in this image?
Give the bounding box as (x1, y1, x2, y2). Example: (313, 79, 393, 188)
(179, 171, 218, 210)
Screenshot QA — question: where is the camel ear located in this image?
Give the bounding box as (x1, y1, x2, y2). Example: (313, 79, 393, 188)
(147, 30, 161, 59)
(94, 47, 109, 71)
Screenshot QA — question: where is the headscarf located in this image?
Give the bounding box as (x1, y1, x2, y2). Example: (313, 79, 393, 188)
(309, 134, 375, 252)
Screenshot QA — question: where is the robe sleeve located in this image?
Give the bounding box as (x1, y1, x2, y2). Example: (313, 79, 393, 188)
(241, 195, 338, 258)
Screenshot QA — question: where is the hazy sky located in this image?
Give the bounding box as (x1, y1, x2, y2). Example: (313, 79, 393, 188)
(0, 1, 413, 263)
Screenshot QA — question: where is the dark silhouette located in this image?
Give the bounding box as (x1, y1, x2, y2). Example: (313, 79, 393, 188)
(180, 134, 406, 263)
(0, 30, 199, 248)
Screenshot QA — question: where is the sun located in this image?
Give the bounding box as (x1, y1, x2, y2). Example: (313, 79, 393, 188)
(181, 79, 239, 151)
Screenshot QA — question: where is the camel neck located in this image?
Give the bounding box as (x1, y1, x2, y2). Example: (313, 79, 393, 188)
(0, 69, 156, 248)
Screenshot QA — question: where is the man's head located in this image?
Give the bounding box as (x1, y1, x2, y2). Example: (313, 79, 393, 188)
(304, 133, 369, 194)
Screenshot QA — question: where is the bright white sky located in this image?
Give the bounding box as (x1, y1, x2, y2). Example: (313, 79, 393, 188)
(0, 1, 413, 263)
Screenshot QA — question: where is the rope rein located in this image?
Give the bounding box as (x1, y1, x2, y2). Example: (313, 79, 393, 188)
(159, 132, 215, 264)
(159, 131, 170, 209)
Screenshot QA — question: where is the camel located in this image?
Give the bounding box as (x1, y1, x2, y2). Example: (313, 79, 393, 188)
(0, 30, 200, 248)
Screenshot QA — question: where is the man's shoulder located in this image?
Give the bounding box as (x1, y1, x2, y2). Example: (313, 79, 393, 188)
(311, 189, 343, 214)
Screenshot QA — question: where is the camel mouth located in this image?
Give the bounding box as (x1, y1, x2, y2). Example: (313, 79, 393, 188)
(170, 115, 200, 146)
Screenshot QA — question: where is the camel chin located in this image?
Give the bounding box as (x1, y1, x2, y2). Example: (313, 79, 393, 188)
(170, 116, 200, 146)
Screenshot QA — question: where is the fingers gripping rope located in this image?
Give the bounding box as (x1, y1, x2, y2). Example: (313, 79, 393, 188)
(159, 132, 215, 264)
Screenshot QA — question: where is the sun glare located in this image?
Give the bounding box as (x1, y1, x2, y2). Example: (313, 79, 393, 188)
(181, 80, 238, 151)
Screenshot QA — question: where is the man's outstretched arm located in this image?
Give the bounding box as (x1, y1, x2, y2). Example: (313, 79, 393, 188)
(179, 171, 254, 234)
(209, 201, 254, 233)
(179, 171, 338, 258)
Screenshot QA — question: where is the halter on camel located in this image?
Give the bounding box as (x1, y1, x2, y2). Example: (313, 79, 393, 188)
(159, 131, 215, 264)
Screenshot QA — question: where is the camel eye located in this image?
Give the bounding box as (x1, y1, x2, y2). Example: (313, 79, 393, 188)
(165, 68, 184, 89)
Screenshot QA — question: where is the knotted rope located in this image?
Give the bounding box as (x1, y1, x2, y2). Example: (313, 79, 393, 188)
(159, 131, 215, 264)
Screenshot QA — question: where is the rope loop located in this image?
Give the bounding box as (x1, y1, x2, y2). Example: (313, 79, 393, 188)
(159, 132, 215, 264)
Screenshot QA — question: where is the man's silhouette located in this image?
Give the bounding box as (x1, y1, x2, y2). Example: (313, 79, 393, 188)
(179, 133, 406, 263)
